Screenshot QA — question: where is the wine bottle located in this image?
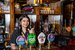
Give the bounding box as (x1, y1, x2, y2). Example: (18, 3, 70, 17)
(64, 19, 67, 33)
(72, 19, 75, 36)
(29, 18, 33, 30)
(66, 10, 73, 33)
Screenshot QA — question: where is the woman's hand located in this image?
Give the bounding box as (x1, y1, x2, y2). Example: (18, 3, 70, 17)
(28, 28, 35, 33)
(11, 43, 17, 50)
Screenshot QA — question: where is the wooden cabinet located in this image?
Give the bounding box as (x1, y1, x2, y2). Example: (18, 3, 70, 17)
(0, 0, 10, 35)
(0, 0, 15, 45)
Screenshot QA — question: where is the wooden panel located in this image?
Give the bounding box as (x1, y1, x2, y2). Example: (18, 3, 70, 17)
(10, 0, 15, 36)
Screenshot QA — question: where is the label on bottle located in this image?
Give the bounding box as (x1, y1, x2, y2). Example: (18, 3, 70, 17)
(28, 33, 36, 46)
(38, 32, 46, 44)
(16, 36, 25, 46)
(47, 33, 55, 42)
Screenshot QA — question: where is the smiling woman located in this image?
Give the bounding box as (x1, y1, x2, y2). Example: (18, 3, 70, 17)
(10, 14, 35, 50)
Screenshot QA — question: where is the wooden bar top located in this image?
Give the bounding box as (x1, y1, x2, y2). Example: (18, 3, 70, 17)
(21, 46, 60, 50)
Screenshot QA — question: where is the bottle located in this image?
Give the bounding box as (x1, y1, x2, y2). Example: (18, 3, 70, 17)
(65, 10, 73, 33)
(72, 19, 75, 36)
(63, 19, 67, 35)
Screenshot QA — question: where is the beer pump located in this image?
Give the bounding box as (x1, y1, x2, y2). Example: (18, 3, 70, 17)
(47, 19, 55, 49)
(47, 32, 55, 49)
(38, 16, 46, 50)
(28, 16, 36, 50)
(16, 36, 25, 50)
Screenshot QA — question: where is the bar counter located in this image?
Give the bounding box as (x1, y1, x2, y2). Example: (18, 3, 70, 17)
(20, 46, 60, 50)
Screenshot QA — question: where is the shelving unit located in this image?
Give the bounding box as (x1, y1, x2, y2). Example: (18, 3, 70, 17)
(0, 0, 11, 49)
(0, 0, 75, 50)
(10, 0, 62, 42)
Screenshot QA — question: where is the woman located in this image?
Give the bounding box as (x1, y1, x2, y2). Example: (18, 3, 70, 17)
(10, 15, 34, 50)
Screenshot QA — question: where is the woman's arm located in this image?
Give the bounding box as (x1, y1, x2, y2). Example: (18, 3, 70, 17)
(10, 29, 19, 50)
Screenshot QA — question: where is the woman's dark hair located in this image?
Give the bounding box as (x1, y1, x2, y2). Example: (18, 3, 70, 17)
(19, 15, 30, 28)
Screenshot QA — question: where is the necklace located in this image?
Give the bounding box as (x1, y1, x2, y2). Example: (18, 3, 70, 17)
(21, 32, 28, 44)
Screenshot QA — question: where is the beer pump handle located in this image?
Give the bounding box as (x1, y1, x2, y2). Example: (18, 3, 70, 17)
(19, 45, 21, 50)
(48, 41, 51, 49)
(39, 44, 41, 50)
(30, 45, 32, 50)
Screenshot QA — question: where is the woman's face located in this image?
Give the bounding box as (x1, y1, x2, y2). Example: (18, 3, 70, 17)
(20, 17, 29, 28)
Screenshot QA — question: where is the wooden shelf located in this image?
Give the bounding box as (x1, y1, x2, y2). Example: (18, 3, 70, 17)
(17, 1, 27, 3)
(40, 12, 61, 15)
(15, 12, 36, 15)
(0, 12, 10, 14)
(15, 12, 22, 14)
